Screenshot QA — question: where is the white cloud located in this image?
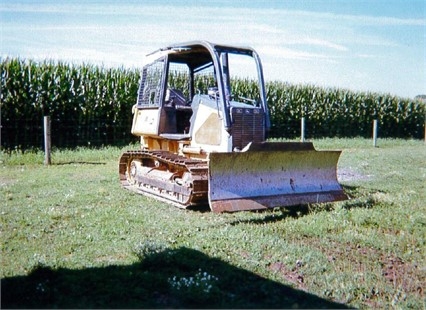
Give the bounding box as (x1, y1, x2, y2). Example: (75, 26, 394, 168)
(298, 38, 348, 51)
(357, 54, 379, 59)
(344, 14, 426, 27)
(280, 9, 426, 27)
(258, 45, 339, 62)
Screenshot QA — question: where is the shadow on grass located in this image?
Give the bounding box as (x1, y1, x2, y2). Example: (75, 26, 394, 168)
(53, 161, 106, 165)
(225, 184, 377, 226)
(339, 185, 390, 211)
(1, 247, 349, 309)
(226, 206, 311, 226)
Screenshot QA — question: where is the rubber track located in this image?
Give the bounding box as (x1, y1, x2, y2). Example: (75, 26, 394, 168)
(119, 150, 209, 208)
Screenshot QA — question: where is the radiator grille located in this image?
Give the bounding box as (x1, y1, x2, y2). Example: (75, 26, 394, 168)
(231, 107, 265, 150)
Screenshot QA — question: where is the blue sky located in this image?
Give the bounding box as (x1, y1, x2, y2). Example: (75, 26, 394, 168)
(1, 0, 425, 98)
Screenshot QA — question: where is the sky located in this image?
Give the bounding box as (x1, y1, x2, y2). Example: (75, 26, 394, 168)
(1, 0, 425, 98)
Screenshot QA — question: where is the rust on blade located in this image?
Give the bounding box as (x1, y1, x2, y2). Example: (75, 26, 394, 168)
(210, 191, 348, 213)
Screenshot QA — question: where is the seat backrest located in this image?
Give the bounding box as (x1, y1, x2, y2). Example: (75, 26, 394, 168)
(165, 88, 187, 106)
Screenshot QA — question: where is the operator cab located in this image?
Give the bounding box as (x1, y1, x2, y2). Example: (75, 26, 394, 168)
(131, 41, 269, 144)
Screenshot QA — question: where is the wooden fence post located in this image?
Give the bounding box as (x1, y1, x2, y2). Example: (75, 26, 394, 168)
(301, 117, 306, 142)
(373, 119, 378, 147)
(44, 116, 51, 165)
(0, 102, 2, 151)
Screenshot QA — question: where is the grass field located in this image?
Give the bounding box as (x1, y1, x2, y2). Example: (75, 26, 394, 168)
(1, 139, 425, 308)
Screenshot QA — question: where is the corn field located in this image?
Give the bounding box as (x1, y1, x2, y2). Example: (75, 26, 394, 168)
(1, 58, 139, 150)
(263, 82, 425, 139)
(1, 58, 424, 150)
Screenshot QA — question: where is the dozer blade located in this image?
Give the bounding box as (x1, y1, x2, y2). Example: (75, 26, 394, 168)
(208, 142, 347, 213)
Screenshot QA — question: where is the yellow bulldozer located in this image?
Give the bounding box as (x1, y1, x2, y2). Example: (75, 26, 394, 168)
(119, 41, 347, 212)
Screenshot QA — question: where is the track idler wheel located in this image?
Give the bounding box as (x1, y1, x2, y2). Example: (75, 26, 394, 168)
(127, 160, 143, 185)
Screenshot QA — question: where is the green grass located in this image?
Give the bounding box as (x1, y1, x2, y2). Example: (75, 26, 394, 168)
(1, 139, 425, 308)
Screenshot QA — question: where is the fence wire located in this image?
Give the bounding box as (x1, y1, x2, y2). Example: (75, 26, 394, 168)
(1, 118, 136, 151)
(1, 116, 424, 151)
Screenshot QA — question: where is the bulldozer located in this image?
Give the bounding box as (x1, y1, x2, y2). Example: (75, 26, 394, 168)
(119, 41, 347, 212)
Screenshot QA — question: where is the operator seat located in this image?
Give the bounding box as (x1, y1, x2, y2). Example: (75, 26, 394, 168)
(165, 88, 187, 107)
